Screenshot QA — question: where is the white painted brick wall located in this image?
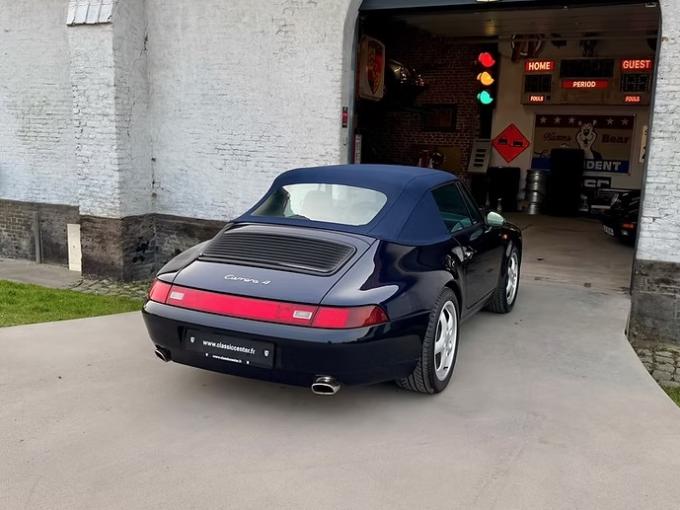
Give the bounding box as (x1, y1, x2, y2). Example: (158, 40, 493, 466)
(68, 0, 151, 218)
(0, 0, 77, 206)
(67, 22, 121, 217)
(4, 0, 680, 272)
(113, 0, 152, 217)
(637, 0, 680, 263)
(146, 0, 357, 220)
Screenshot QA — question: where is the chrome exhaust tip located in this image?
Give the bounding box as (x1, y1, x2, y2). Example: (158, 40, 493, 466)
(154, 347, 171, 363)
(311, 376, 341, 396)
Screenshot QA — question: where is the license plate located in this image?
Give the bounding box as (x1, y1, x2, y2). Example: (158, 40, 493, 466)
(603, 225, 615, 236)
(184, 330, 274, 369)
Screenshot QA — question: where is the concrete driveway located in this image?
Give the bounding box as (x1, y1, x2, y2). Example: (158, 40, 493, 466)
(2, 281, 680, 510)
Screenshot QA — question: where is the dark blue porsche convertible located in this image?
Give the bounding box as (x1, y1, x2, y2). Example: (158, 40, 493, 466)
(143, 165, 522, 394)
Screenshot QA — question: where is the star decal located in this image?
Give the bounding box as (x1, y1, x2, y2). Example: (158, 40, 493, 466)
(540, 116, 547, 124)
(568, 117, 575, 124)
(621, 118, 629, 126)
(554, 116, 561, 124)
(607, 118, 614, 126)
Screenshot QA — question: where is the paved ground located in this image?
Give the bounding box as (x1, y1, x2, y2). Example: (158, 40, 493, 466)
(0, 257, 149, 300)
(0, 257, 81, 289)
(2, 281, 680, 510)
(506, 213, 635, 293)
(635, 343, 680, 388)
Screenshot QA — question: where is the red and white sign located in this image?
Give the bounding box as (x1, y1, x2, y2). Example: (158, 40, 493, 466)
(528, 95, 546, 103)
(524, 60, 555, 73)
(358, 36, 385, 101)
(624, 95, 642, 104)
(621, 59, 653, 72)
(492, 124, 531, 163)
(561, 79, 609, 90)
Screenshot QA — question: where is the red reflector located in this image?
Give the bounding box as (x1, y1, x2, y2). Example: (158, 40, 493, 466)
(312, 305, 389, 329)
(161, 285, 389, 329)
(622, 222, 636, 230)
(148, 279, 172, 303)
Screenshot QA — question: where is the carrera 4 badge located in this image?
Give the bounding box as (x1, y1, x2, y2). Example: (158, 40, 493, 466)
(224, 274, 271, 285)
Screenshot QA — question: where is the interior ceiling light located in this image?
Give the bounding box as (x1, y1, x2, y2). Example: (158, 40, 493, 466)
(483, 19, 497, 37)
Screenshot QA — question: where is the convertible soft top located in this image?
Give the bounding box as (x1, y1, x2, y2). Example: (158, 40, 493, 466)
(237, 164, 457, 245)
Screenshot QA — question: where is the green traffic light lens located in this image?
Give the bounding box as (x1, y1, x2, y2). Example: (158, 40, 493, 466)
(477, 90, 494, 105)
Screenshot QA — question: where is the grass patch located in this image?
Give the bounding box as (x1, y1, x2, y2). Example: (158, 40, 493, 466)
(0, 280, 142, 327)
(663, 386, 680, 408)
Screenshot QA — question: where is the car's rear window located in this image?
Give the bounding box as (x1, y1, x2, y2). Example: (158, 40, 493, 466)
(252, 183, 388, 226)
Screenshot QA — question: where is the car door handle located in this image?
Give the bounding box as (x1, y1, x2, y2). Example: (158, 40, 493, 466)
(462, 247, 475, 261)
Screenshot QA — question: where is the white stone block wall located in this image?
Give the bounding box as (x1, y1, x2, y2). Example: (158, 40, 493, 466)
(67, 23, 120, 217)
(0, 0, 77, 206)
(145, 0, 357, 220)
(113, 0, 151, 217)
(637, 0, 680, 264)
(67, 0, 151, 218)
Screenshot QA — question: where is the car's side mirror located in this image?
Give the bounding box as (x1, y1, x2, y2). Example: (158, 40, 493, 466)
(486, 211, 505, 227)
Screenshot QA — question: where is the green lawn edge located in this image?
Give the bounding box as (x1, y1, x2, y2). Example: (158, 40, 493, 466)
(663, 386, 680, 407)
(0, 280, 143, 327)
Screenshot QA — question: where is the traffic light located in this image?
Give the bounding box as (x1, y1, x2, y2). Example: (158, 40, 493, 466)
(476, 51, 498, 106)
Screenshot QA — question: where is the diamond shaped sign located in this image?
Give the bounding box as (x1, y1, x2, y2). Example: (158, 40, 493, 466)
(492, 124, 530, 163)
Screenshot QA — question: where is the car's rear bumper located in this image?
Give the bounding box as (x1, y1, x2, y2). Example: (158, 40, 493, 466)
(601, 218, 636, 243)
(142, 301, 427, 386)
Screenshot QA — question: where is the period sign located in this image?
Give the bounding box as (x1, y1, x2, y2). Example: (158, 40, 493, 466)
(531, 114, 634, 173)
(358, 36, 385, 101)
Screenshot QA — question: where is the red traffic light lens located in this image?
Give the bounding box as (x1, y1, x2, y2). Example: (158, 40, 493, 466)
(478, 52, 496, 68)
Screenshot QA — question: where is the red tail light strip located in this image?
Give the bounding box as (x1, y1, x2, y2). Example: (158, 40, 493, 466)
(147, 280, 388, 329)
(148, 279, 172, 303)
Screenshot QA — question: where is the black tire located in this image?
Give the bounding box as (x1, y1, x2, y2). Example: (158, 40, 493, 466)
(396, 288, 460, 394)
(486, 244, 521, 314)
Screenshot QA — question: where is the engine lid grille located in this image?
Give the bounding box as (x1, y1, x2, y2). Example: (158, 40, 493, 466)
(199, 231, 356, 275)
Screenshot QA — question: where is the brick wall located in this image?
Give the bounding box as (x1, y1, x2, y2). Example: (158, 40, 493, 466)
(112, 0, 152, 218)
(637, 1, 680, 264)
(0, 199, 79, 264)
(357, 22, 483, 171)
(630, 0, 680, 344)
(154, 215, 223, 268)
(145, 0, 354, 221)
(0, 0, 77, 206)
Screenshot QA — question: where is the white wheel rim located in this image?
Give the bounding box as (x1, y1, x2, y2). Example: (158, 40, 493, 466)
(434, 301, 457, 381)
(506, 252, 519, 304)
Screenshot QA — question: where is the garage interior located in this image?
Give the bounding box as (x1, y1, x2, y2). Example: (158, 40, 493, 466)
(353, 1, 660, 292)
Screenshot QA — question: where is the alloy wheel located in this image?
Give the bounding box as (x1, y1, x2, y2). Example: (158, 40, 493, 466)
(434, 301, 457, 381)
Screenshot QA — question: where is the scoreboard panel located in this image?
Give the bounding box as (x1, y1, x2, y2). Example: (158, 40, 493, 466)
(522, 57, 654, 106)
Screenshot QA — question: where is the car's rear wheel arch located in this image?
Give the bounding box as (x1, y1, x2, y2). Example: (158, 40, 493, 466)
(444, 279, 463, 313)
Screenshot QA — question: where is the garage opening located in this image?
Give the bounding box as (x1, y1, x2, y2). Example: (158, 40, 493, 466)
(352, 1, 660, 292)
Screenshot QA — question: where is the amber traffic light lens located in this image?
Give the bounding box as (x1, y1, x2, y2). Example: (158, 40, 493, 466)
(476, 71, 495, 86)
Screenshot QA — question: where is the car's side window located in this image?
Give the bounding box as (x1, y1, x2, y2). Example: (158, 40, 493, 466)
(431, 184, 475, 233)
(457, 183, 483, 224)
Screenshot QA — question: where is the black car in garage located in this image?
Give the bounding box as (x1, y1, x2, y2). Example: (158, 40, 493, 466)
(143, 165, 522, 394)
(601, 190, 640, 245)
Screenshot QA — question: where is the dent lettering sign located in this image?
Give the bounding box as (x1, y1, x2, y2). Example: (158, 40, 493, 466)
(531, 115, 634, 174)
